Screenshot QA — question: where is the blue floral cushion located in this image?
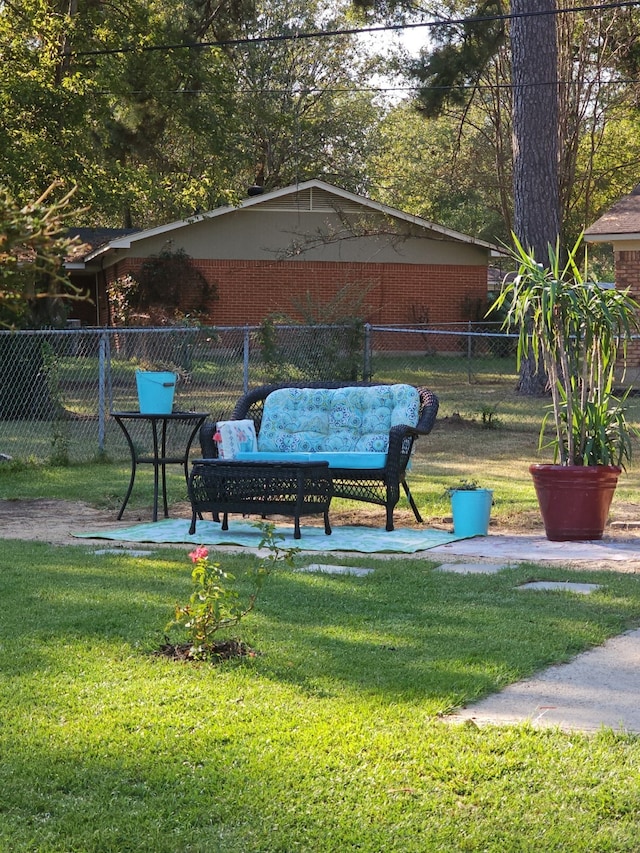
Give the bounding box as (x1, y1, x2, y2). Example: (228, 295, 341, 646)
(257, 385, 419, 453)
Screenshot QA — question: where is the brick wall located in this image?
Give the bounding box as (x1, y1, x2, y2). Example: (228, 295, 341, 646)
(615, 249, 640, 368)
(105, 258, 487, 329)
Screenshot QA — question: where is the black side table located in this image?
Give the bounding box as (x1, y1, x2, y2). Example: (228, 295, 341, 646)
(111, 411, 208, 522)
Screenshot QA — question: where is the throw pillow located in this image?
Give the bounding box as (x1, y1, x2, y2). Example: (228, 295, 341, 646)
(214, 419, 257, 459)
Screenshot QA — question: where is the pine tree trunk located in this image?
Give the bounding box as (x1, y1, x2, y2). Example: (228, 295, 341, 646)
(511, 0, 560, 394)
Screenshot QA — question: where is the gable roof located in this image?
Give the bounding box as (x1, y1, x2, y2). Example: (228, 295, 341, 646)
(585, 184, 640, 242)
(65, 227, 141, 265)
(79, 179, 499, 263)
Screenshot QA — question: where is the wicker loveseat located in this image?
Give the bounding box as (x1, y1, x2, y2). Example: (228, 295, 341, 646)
(198, 381, 439, 531)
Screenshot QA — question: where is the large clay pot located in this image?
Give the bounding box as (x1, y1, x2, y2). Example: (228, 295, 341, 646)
(529, 464, 621, 541)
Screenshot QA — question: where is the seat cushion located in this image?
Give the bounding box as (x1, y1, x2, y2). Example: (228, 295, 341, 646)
(257, 385, 419, 453)
(234, 451, 387, 469)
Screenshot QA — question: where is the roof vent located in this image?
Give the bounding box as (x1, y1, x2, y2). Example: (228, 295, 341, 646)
(247, 185, 265, 197)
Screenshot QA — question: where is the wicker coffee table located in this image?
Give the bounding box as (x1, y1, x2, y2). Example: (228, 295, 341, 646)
(188, 459, 333, 539)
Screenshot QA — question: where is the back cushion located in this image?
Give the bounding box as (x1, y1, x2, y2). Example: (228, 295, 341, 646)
(257, 385, 419, 453)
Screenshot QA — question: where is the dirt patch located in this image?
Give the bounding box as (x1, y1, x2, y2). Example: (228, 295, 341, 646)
(154, 637, 258, 663)
(0, 498, 124, 546)
(2, 497, 640, 562)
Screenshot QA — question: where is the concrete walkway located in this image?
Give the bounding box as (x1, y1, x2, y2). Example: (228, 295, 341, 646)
(443, 628, 640, 734)
(429, 531, 640, 566)
(433, 533, 640, 734)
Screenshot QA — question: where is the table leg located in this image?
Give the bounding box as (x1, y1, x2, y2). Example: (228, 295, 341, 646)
(115, 416, 137, 521)
(184, 420, 205, 522)
(151, 419, 160, 522)
(160, 418, 169, 519)
(293, 468, 304, 539)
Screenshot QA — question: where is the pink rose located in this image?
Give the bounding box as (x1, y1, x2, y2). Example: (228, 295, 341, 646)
(188, 546, 209, 563)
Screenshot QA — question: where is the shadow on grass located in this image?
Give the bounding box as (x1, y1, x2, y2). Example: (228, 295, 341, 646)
(246, 559, 640, 709)
(2, 540, 640, 710)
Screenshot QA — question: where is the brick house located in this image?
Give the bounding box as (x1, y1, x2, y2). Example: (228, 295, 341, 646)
(66, 179, 498, 330)
(585, 184, 640, 296)
(585, 184, 640, 369)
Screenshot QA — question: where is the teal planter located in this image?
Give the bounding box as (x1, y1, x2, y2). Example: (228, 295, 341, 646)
(450, 489, 493, 537)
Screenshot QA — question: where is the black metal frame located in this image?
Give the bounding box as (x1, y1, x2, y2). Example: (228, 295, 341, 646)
(112, 411, 208, 522)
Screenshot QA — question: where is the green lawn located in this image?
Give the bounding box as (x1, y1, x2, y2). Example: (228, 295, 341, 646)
(3, 408, 640, 850)
(2, 538, 640, 851)
(3, 408, 640, 525)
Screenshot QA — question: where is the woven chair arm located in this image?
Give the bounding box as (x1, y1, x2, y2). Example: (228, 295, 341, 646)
(415, 387, 439, 434)
(198, 421, 220, 458)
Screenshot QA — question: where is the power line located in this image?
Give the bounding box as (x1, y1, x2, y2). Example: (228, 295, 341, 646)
(70, 0, 640, 59)
(91, 77, 640, 97)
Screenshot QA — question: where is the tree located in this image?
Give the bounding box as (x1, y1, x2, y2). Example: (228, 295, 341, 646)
(510, 0, 559, 258)
(0, 182, 85, 328)
(0, 0, 250, 225)
(0, 181, 88, 424)
(223, 0, 382, 194)
(368, 99, 508, 244)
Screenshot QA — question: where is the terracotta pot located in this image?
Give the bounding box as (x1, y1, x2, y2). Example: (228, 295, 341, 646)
(529, 464, 621, 541)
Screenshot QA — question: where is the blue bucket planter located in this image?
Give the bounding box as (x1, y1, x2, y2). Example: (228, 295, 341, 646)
(450, 488, 493, 537)
(135, 371, 177, 414)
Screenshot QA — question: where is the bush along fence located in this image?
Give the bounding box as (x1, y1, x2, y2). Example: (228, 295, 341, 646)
(0, 322, 529, 464)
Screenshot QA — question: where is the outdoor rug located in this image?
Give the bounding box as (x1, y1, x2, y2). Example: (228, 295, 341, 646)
(73, 518, 467, 554)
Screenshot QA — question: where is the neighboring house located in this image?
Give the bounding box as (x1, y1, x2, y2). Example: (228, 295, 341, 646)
(66, 227, 141, 326)
(585, 185, 640, 373)
(65, 180, 499, 331)
(585, 184, 640, 296)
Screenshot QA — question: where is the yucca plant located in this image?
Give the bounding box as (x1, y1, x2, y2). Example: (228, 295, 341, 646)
(491, 233, 640, 467)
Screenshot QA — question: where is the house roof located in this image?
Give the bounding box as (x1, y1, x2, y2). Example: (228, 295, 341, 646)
(65, 227, 141, 266)
(77, 179, 500, 264)
(585, 184, 640, 243)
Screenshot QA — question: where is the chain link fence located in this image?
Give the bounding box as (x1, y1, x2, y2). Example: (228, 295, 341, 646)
(0, 322, 580, 464)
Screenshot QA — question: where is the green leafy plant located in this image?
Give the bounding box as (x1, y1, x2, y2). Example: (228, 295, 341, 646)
(168, 522, 297, 660)
(0, 182, 87, 329)
(490, 233, 640, 467)
(123, 247, 214, 326)
(444, 478, 481, 498)
(480, 403, 500, 429)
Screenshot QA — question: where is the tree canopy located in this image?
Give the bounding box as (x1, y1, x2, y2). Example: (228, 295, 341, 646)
(2, 0, 640, 275)
(0, 0, 382, 227)
(356, 0, 640, 257)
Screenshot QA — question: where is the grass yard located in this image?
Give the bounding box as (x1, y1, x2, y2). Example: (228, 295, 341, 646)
(2, 539, 640, 851)
(3, 406, 640, 527)
(3, 402, 640, 850)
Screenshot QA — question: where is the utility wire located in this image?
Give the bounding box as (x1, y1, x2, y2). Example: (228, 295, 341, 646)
(70, 0, 640, 59)
(92, 77, 640, 98)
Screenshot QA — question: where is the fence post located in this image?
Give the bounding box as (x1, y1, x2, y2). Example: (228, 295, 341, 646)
(467, 321, 473, 383)
(98, 330, 107, 453)
(363, 323, 372, 381)
(243, 326, 250, 393)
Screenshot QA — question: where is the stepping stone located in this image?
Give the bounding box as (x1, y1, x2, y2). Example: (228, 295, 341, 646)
(298, 563, 373, 576)
(93, 548, 155, 557)
(517, 581, 600, 594)
(436, 562, 509, 574)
